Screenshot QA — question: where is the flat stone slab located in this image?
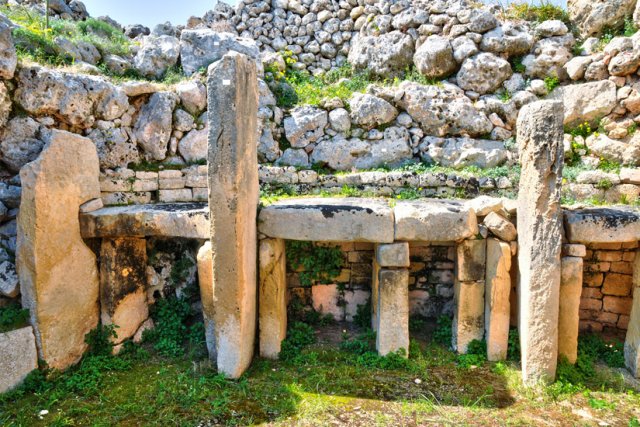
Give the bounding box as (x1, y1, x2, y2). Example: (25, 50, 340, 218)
(80, 203, 209, 239)
(0, 326, 38, 393)
(259, 198, 395, 242)
(564, 207, 640, 243)
(394, 200, 478, 242)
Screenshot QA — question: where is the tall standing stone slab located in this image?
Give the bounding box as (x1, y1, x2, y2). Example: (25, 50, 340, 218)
(624, 250, 640, 378)
(197, 241, 216, 358)
(453, 239, 486, 353)
(17, 130, 101, 370)
(207, 52, 259, 379)
(99, 238, 149, 344)
(516, 100, 564, 384)
(259, 238, 287, 359)
(485, 238, 512, 362)
(375, 269, 409, 356)
(559, 256, 583, 364)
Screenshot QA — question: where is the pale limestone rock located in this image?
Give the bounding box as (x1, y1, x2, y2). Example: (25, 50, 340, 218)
(483, 212, 517, 242)
(550, 80, 617, 126)
(0, 326, 37, 393)
(624, 252, 640, 378)
(564, 207, 640, 244)
(569, 0, 635, 37)
(133, 35, 180, 79)
(562, 244, 586, 258)
(17, 130, 101, 370)
(413, 35, 456, 79)
(457, 239, 486, 282)
(516, 100, 564, 384)
(376, 269, 409, 356)
(197, 242, 216, 358)
(207, 52, 259, 379)
(348, 31, 415, 77)
(99, 238, 148, 344)
(180, 29, 260, 76)
(394, 200, 478, 242)
(0, 20, 17, 80)
(453, 279, 485, 354)
(176, 80, 207, 115)
(375, 242, 410, 268)
(559, 257, 583, 364)
(349, 93, 398, 129)
(134, 92, 178, 161)
(178, 127, 208, 163)
(485, 238, 512, 361)
(259, 238, 287, 359)
(284, 106, 327, 148)
(456, 53, 512, 95)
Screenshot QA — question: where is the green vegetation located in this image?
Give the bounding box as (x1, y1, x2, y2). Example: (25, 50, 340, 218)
(0, 302, 30, 333)
(285, 241, 344, 287)
(544, 74, 560, 93)
(504, 1, 570, 24)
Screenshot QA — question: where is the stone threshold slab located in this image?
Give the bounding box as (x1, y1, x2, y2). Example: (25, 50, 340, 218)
(80, 203, 209, 239)
(564, 207, 640, 243)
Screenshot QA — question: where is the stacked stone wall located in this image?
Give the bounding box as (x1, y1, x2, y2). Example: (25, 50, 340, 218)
(580, 242, 637, 335)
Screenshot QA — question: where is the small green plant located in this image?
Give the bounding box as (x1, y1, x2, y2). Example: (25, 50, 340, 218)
(510, 56, 526, 74)
(396, 187, 422, 200)
(544, 74, 560, 92)
(143, 297, 194, 358)
(628, 122, 638, 135)
(565, 121, 594, 139)
(433, 315, 452, 347)
(0, 302, 30, 333)
(624, 16, 638, 36)
(279, 322, 316, 361)
(598, 158, 622, 173)
(340, 329, 376, 355)
(507, 328, 521, 362)
(85, 323, 118, 356)
(286, 241, 344, 287)
(353, 300, 372, 328)
(498, 90, 512, 103)
(630, 417, 640, 427)
(456, 339, 487, 369)
(409, 315, 427, 333)
(355, 349, 409, 370)
(588, 397, 616, 410)
(505, 1, 570, 24)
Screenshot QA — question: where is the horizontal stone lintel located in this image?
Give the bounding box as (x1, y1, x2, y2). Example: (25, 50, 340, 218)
(564, 208, 640, 244)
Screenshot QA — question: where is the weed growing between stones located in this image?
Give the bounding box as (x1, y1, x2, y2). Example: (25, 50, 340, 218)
(0, 302, 30, 333)
(504, 1, 570, 25)
(285, 241, 344, 287)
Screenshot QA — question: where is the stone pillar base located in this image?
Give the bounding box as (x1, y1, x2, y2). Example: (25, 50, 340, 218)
(375, 268, 409, 356)
(259, 238, 287, 359)
(485, 238, 512, 361)
(559, 256, 583, 364)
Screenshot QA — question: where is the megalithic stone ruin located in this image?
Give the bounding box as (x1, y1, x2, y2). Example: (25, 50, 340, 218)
(206, 52, 259, 379)
(516, 100, 564, 384)
(625, 250, 640, 378)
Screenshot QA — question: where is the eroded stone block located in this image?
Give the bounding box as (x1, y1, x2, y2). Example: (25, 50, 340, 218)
(259, 238, 287, 359)
(0, 326, 37, 393)
(375, 242, 410, 267)
(197, 241, 216, 358)
(453, 280, 485, 353)
(485, 238, 512, 362)
(376, 269, 409, 356)
(394, 200, 478, 242)
(559, 257, 583, 364)
(457, 239, 487, 282)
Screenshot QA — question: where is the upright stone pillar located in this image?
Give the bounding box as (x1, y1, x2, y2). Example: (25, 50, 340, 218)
(559, 255, 583, 364)
(196, 242, 216, 358)
(516, 100, 564, 384)
(625, 249, 640, 378)
(453, 239, 486, 353)
(206, 52, 259, 378)
(100, 237, 148, 344)
(259, 238, 287, 359)
(373, 243, 410, 356)
(17, 130, 101, 370)
(485, 238, 512, 361)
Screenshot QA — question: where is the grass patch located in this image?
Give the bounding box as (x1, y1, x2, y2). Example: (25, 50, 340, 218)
(504, 1, 570, 24)
(0, 302, 30, 333)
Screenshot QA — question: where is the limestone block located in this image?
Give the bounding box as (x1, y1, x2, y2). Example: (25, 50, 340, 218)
(17, 129, 101, 370)
(562, 244, 587, 258)
(376, 269, 409, 356)
(624, 251, 640, 378)
(559, 257, 583, 364)
(312, 284, 344, 321)
(207, 52, 259, 379)
(371, 258, 380, 331)
(483, 212, 517, 242)
(375, 242, 410, 267)
(0, 326, 37, 393)
(259, 238, 287, 359)
(159, 189, 193, 203)
(516, 100, 564, 384)
(564, 208, 640, 244)
(457, 239, 487, 282)
(394, 200, 478, 242)
(344, 289, 371, 322)
(485, 239, 512, 362)
(80, 203, 209, 239)
(99, 238, 148, 344)
(453, 280, 485, 353)
(197, 242, 216, 358)
(259, 197, 395, 243)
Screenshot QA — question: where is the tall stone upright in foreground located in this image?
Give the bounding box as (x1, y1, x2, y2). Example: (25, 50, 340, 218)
(516, 100, 564, 384)
(625, 251, 640, 378)
(206, 52, 259, 378)
(17, 130, 101, 370)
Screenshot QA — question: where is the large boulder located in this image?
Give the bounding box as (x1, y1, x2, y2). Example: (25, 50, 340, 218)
(284, 106, 327, 148)
(17, 130, 101, 370)
(456, 53, 512, 95)
(180, 30, 260, 76)
(176, 80, 207, 115)
(0, 20, 17, 79)
(395, 81, 493, 137)
(87, 127, 139, 170)
(413, 35, 457, 79)
(349, 93, 398, 129)
(569, 0, 636, 37)
(133, 92, 178, 161)
(586, 134, 640, 165)
(550, 80, 617, 126)
(348, 31, 415, 77)
(133, 35, 180, 79)
(354, 127, 413, 169)
(310, 136, 370, 171)
(480, 23, 534, 56)
(14, 66, 129, 129)
(420, 136, 508, 168)
(522, 37, 574, 79)
(0, 117, 43, 173)
(178, 127, 208, 163)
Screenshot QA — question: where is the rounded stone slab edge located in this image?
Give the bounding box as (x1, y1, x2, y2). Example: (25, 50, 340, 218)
(564, 207, 640, 243)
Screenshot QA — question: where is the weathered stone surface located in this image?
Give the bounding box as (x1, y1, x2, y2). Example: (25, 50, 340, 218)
(564, 208, 640, 243)
(453, 280, 485, 354)
(0, 20, 17, 80)
(348, 31, 415, 77)
(197, 242, 216, 358)
(485, 238, 511, 362)
(312, 284, 344, 320)
(349, 93, 398, 129)
(586, 134, 640, 166)
(15, 66, 129, 129)
(375, 242, 410, 268)
(413, 35, 456, 79)
(456, 53, 512, 95)
(133, 35, 180, 79)
(0, 117, 43, 174)
(0, 326, 37, 393)
(88, 127, 139, 170)
(259, 198, 394, 243)
(484, 212, 517, 242)
(625, 252, 640, 378)
(80, 203, 209, 239)
(569, 0, 635, 37)
(180, 29, 260, 76)
(259, 238, 287, 359)
(559, 257, 583, 364)
(134, 92, 178, 161)
(99, 238, 148, 344)
(207, 52, 259, 379)
(284, 106, 327, 148)
(562, 244, 587, 258)
(394, 200, 478, 242)
(178, 127, 208, 163)
(458, 239, 487, 282)
(17, 130, 101, 370)
(0, 260, 18, 298)
(176, 80, 207, 115)
(420, 137, 507, 169)
(516, 100, 564, 384)
(376, 269, 409, 356)
(480, 23, 534, 56)
(551, 81, 617, 126)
